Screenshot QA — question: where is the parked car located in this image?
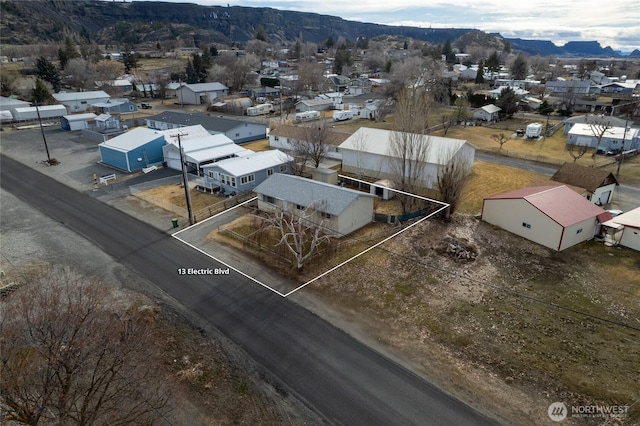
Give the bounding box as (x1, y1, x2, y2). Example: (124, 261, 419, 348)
(608, 209, 623, 217)
(140, 103, 152, 109)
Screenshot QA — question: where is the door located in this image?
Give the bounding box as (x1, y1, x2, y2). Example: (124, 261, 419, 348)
(598, 190, 611, 205)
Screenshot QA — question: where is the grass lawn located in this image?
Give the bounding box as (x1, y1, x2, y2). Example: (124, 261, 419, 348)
(458, 160, 548, 215)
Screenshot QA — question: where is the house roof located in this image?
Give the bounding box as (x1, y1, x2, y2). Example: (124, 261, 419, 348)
(253, 173, 374, 216)
(0, 96, 29, 107)
(92, 98, 134, 108)
(484, 185, 606, 227)
(564, 115, 627, 127)
(269, 124, 350, 146)
(62, 113, 97, 122)
(147, 111, 260, 133)
(339, 127, 470, 165)
(479, 104, 501, 114)
(567, 123, 638, 140)
(53, 91, 110, 102)
(605, 207, 640, 229)
(184, 82, 228, 92)
(203, 150, 292, 176)
(551, 162, 619, 192)
(98, 127, 163, 152)
(528, 178, 585, 194)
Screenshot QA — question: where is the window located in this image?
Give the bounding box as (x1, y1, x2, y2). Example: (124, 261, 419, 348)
(267, 168, 274, 176)
(263, 195, 275, 204)
(279, 164, 287, 172)
(240, 174, 255, 185)
(235, 133, 240, 137)
(80, 101, 87, 104)
(274, 136, 279, 141)
(208, 171, 215, 179)
(522, 222, 532, 229)
(576, 228, 583, 234)
(320, 212, 331, 219)
(296, 204, 304, 210)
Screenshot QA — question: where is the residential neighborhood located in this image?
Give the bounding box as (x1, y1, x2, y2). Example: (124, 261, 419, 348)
(1, 2, 639, 425)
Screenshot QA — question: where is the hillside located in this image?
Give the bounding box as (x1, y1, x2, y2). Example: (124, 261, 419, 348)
(0, 0, 623, 57)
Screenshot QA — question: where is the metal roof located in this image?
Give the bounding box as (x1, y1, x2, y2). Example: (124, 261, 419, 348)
(485, 185, 606, 227)
(203, 150, 292, 176)
(62, 113, 97, 121)
(339, 127, 470, 165)
(253, 174, 374, 216)
(147, 111, 258, 133)
(184, 82, 228, 92)
(53, 91, 110, 102)
(98, 127, 163, 152)
(605, 207, 640, 229)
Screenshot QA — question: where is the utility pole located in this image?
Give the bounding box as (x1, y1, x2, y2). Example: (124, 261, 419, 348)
(35, 101, 53, 164)
(173, 133, 195, 225)
(616, 118, 629, 179)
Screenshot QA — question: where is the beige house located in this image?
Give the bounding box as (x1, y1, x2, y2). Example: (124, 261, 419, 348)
(253, 174, 374, 236)
(482, 186, 609, 251)
(602, 208, 640, 251)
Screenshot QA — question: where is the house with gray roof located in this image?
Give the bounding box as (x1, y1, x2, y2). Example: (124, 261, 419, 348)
(473, 104, 501, 122)
(253, 174, 375, 236)
(145, 111, 266, 143)
(92, 98, 138, 115)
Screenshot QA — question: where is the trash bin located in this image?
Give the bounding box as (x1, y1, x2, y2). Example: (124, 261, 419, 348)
(171, 218, 179, 228)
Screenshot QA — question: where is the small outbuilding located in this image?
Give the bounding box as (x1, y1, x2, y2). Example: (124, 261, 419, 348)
(601, 207, 640, 251)
(473, 104, 501, 122)
(60, 113, 97, 131)
(551, 162, 619, 205)
(13, 105, 67, 121)
(98, 127, 166, 172)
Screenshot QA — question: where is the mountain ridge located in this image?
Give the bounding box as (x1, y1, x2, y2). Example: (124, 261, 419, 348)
(0, 0, 625, 57)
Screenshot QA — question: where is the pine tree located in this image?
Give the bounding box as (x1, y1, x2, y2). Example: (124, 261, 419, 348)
(475, 60, 485, 84)
(36, 56, 61, 93)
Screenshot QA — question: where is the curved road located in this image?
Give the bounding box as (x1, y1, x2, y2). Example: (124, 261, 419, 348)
(1, 154, 498, 426)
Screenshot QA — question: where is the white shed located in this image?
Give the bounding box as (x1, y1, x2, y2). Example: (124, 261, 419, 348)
(13, 105, 67, 121)
(602, 207, 640, 251)
(60, 113, 97, 131)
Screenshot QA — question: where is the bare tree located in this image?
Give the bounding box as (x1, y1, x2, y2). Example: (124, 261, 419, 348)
(492, 132, 509, 152)
(63, 58, 97, 91)
(0, 267, 170, 425)
(436, 145, 472, 220)
(95, 59, 125, 95)
(301, 122, 331, 168)
(297, 60, 325, 92)
(567, 143, 589, 163)
(259, 201, 334, 270)
(452, 96, 470, 125)
(587, 118, 613, 157)
(387, 87, 432, 213)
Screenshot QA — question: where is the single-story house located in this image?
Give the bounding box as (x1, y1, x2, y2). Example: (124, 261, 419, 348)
(268, 124, 349, 160)
(158, 125, 251, 174)
(473, 104, 501, 122)
(253, 173, 375, 236)
(338, 127, 475, 190)
(545, 80, 591, 95)
(599, 82, 637, 95)
(98, 127, 166, 172)
(551, 162, 619, 205)
(145, 111, 266, 143)
(563, 115, 627, 134)
(95, 114, 120, 131)
(60, 113, 97, 131)
(176, 82, 228, 105)
(566, 124, 639, 151)
(481, 185, 610, 251)
(200, 149, 293, 194)
(52, 90, 110, 113)
(13, 105, 67, 121)
(92, 98, 138, 115)
(602, 207, 640, 251)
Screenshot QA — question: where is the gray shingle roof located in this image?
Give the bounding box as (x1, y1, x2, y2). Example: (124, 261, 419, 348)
(254, 174, 373, 216)
(146, 111, 251, 132)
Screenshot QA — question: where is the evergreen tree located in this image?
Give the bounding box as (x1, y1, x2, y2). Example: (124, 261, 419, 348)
(326, 35, 334, 48)
(475, 60, 485, 84)
(255, 25, 268, 42)
(32, 77, 53, 105)
(510, 53, 528, 80)
(442, 39, 455, 63)
(58, 36, 80, 70)
(486, 51, 500, 73)
(333, 45, 353, 74)
(209, 46, 219, 57)
(294, 40, 301, 60)
(496, 87, 519, 118)
(121, 51, 138, 73)
(36, 56, 61, 93)
(538, 100, 554, 115)
(185, 59, 199, 84)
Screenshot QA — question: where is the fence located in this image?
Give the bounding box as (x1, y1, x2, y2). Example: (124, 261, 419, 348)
(192, 192, 255, 222)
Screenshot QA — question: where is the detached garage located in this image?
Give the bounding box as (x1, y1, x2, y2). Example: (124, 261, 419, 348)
(482, 185, 608, 251)
(60, 113, 97, 131)
(98, 128, 166, 172)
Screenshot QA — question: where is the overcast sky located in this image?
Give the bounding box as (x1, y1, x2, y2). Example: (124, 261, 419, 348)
(134, 0, 639, 52)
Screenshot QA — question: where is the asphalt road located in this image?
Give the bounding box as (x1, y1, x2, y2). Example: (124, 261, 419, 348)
(1, 154, 499, 425)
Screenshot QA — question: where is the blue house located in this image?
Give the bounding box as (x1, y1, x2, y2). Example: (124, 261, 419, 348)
(92, 98, 138, 115)
(199, 150, 293, 194)
(98, 128, 166, 172)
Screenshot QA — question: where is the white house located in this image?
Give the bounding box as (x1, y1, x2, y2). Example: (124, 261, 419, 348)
(566, 124, 639, 151)
(157, 125, 250, 174)
(602, 207, 640, 251)
(201, 150, 293, 194)
(253, 173, 375, 236)
(60, 113, 97, 131)
(176, 82, 228, 105)
(473, 104, 501, 122)
(551, 162, 619, 205)
(52, 91, 110, 113)
(338, 127, 475, 190)
(481, 185, 609, 251)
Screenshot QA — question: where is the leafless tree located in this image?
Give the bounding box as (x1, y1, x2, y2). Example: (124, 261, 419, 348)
(436, 145, 472, 220)
(297, 60, 325, 92)
(210, 53, 258, 92)
(587, 118, 613, 157)
(0, 267, 170, 425)
(492, 132, 509, 152)
(452, 96, 470, 125)
(567, 143, 589, 163)
(63, 58, 97, 91)
(95, 59, 125, 95)
(258, 201, 334, 270)
(387, 87, 432, 213)
(301, 122, 332, 168)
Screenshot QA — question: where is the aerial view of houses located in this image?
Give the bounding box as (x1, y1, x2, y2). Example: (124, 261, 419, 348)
(0, 1, 639, 425)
